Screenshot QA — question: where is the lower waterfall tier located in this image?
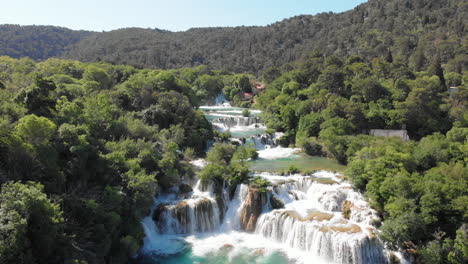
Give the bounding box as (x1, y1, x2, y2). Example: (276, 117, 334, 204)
(152, 197, 220, 234)
(141, 172, 397, 264)
(256, 211, 387, 263)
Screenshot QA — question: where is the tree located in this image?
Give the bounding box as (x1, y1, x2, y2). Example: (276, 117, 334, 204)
(429, 53, 446, 88)
(410, 48, 426, 72)
(0, 182, 65, 264)
(233, 74, 252, 93)
(446, 72, 462, 87)
(206, 143, 236, 164)
(396, 76, 450, 138)
(83, 66, 111, 90)
(262, 67, 281, 83)
(316, 66, 348, 97)
(15, 114, 57, 146)
(17, 76, 57, 117)
(351, 77, 388, 102)
(192, 74, 224, 101)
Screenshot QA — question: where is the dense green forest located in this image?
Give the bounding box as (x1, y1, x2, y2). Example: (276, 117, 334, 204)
(0, 53, 466, 263)
(254, 51, 467, 263)
(0, 0, 466, 73)
(0, 0, 467, 263)
(0, 25, 91, 60)
(0, 57, 254, 263)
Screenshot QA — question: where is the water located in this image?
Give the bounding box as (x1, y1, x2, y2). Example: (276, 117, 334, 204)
(200, 104, 265, 138)
(138, 172, 388, 264)
(250, 154, 346, 173)
(135, 100, 394, 264)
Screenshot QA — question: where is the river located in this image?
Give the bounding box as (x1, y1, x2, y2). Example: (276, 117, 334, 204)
(132, 100, 398, 264)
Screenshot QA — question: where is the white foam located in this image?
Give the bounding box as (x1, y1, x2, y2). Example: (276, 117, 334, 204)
(190, 158, 208, 169)
(257, 147, 301, 160)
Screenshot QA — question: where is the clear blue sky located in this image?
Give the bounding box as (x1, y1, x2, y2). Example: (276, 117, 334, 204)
(2, 0, 367, 32)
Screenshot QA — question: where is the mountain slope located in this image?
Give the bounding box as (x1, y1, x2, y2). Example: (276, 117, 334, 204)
(0, 0, 466, 73)
(0, 25, 92, 60)
(62, 0, 468, 73)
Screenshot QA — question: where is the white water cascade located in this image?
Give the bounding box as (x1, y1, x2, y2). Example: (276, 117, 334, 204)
(254, 172, 387, 263)
(138, 101, 401, 263)
(140, 171, 392, 263)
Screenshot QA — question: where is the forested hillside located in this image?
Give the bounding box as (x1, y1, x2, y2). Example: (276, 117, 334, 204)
(65, 0, 467, 74)
(0, 57, 247, 263)
(0, 25, 91, 60)
(0, 0, 466, 263)
(254, 50, 468, 263)
(0, 0, 466, 74)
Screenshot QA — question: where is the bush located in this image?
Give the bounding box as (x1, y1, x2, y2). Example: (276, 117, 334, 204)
(287, 165, 300, 175)
(300, 137, 323, 156)
(250, 177, 271, 192)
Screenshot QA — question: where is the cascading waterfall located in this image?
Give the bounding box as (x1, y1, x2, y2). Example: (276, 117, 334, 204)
(254, 172, 387, 264)
(247, 133, 279, 149)
(213, 116, 262, 128)
(138, 100, 401, 264)
(153, 196, 221, 234)
(140, 172, 391, 263)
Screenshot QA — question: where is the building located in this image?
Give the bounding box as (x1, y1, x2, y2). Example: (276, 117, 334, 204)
(369, 129, 410, 142)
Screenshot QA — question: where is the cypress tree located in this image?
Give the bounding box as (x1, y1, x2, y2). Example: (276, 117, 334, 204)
(429, 53, 446, 88)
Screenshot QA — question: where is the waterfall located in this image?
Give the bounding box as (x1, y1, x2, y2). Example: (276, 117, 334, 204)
(139, 98, 399, 263)
(153, 197, 220, 234)
(256, 213, 386, 263)
(213, 116, 262, 129)
(247, 133, 278, 149)
(220, 184, 249, 232)
(141, 170, 393, 263)
(252, 172, 387, 263)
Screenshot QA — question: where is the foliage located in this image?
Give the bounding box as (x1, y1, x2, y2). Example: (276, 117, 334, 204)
(0, 58, 216, 263)
(2, 1, 462, 75)
(199, 142, 254, 187)
(253, 30, 466, 261)
(249, 177, 271, 193)
(0, 181, 65, 264)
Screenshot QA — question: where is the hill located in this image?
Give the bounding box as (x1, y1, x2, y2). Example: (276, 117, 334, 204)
(0, 0, 466, 74)
(0, 24, 92, 60)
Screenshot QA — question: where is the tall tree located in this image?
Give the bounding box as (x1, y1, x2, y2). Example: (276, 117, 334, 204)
(429, 53, 446, 88)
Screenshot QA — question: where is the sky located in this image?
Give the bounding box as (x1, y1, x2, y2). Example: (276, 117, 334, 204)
(1, 0, 368, 32)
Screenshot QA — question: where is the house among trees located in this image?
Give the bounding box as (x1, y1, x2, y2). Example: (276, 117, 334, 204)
(369, 129, 410, 142)
(242, 81, 265, 100)
(243, 92, 253, 100)
(253, 82, 265, 93)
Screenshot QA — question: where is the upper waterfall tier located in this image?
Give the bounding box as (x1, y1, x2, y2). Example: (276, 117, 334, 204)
(212, 116, 262, 128)
(200, 104, 266, 138)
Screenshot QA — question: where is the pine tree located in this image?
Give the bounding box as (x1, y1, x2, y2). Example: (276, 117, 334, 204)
(411, 48, 425, 72)
(429, 53, 446, 88)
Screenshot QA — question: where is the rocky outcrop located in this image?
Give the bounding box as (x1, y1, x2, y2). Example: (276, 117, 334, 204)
(240, 187, 268, 232)
(270, 194, 285, 209)
(179, 183, 193, 193)
(342, 200, 353, 219)
(279, 209, 334, 222)
(152, 203, 168, 222)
